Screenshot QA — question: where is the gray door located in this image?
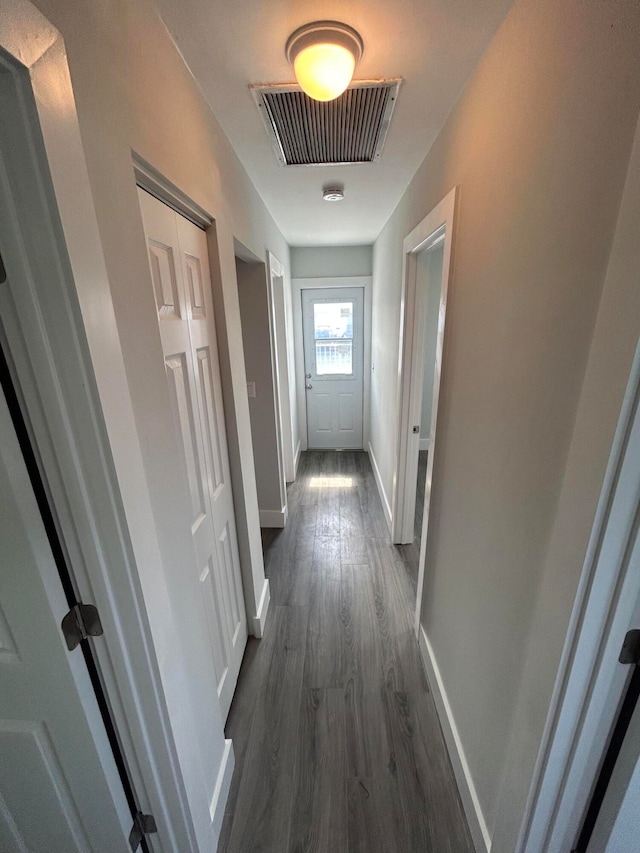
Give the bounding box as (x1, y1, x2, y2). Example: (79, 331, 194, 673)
(302, 287, 364, 449)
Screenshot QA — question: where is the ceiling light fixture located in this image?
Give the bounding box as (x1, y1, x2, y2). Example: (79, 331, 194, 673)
(323, 185, 345, 202)
(286, 21, 364, 102)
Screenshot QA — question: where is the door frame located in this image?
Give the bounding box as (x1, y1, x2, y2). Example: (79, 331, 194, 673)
(0, 6, 197, 850)
(517, 339, 640, 852)
(292, 275, 372, 453)
(267, 251, 296, 483)
(390, 188, 458, 631)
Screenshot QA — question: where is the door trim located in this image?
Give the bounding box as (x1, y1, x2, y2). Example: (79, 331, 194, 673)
(292, 275, 372, 452)
(518, 339, 640, 852)
(0, 7, 197, 850)
(267, 251, 296, 483)
(133, 153, 212, 230)
(390, 188, 458, 630)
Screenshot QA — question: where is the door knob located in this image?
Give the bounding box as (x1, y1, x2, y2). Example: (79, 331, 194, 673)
(306, 383, 313, 390)
(306, 373, 312, 379)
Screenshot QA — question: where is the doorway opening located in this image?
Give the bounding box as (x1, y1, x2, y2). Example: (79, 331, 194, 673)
(267, 252, 298, 484)
(403, 241, 445, 584)
(391, 187, 457, 631)
(235, 248, 288, 527)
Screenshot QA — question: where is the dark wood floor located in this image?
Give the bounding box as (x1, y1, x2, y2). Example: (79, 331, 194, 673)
(218, 450, 473, 853)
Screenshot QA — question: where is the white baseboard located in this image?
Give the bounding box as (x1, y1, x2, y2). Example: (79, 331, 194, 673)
(367, 441, 392, 533)
(210, 739, 235, 844)
(293, 440, 302, 476)
(250, 577, 270, 638)
(259, 505, 288, 528)
(419, 625, 491, 853)
(419, 438, 430, 451)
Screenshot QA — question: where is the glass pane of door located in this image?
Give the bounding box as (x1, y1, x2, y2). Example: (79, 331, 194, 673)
(313, 301, 353, 375)
(315, 340, 353, 375)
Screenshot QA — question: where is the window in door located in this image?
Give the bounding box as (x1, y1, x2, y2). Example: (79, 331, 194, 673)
(313, 302, 354, 376)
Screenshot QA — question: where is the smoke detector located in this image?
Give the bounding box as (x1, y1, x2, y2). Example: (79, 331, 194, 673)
(323, 185, 344, 201)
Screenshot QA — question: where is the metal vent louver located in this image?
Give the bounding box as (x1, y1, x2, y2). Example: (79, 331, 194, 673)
(251, 80, 401, 166)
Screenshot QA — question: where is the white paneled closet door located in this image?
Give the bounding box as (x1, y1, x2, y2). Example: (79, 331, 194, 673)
(0, 387, 131, 853)
(138, 188, 247, 720)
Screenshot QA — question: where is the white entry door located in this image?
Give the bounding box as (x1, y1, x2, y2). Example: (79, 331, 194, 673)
(302, 287, 364, 449)
(138, 188, 247, 721)
(0, 385, 131, 852)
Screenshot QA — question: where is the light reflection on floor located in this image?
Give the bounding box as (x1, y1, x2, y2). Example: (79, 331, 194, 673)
(308, 476, 353, 488)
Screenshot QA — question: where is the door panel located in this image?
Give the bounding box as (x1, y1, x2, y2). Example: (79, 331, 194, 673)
(339, 392, 355, 430)
(302, 287, 364, 449)
(587, 683, 640, 851)
(0, 387, 130, 853)
(174, 209, 247, 716)
(165, 353, 208, 527)
(138, 188, 247, 721)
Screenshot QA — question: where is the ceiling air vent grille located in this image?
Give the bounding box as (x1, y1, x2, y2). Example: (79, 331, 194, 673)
(251, 80, 401, 167)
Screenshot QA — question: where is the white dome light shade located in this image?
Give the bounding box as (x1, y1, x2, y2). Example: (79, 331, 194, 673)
(286, 21, 364, 102)
(294, 44, 355, 101)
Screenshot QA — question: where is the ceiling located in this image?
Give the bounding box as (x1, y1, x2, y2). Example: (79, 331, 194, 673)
(152, 0, 514, 246)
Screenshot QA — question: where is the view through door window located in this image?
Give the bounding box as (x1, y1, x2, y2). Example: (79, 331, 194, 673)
(313, 301, 353, 375)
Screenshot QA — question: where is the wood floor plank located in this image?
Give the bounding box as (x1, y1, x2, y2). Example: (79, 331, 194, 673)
(339, 491, 366, 537)
(354, 452, 390, 538)
(340, 534, 369, 565)
(298, 451, 321, 506)
(312, 451, 343, 536)
(303, 536, 343, 688)
(312, 534, 342, 578)
(385, 687, 475, 852)
(224, 605, 308, 852)
(336, 450, 357, 476)
(367, 537, 429, 694)
(265, 507, 316, 606)
(315, 490, 341, 536)
(347, 776, 408, 853)
(341, 563, 394, 778)
(289, 688, 347, 853)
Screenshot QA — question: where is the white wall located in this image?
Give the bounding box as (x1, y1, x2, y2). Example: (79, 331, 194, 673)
(291, 245, 373, 278)
(419, 246, 444, 445)
(492, 107, 640, 851)
(236, 257, 286, 519)
(369, 0, 640, 845)
(27, 0, 290, 846)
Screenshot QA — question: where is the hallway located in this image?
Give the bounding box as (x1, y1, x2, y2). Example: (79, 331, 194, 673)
(219, 451, 474, 852)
